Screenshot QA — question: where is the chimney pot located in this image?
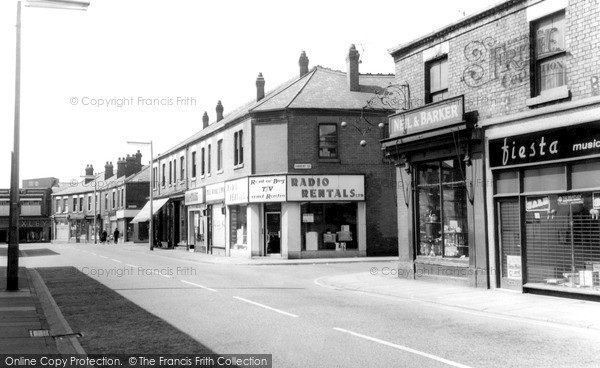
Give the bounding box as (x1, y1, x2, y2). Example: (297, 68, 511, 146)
(216, 101, 224, 122)
(256, 73, 265, 102)
(202, 111, 209, 129)
(104, 161, 114, 180)
(299, 51, 309, 77)
(346, 44, 360, 92)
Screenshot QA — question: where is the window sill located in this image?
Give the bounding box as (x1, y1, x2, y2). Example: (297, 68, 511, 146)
(526, 85, 570, 107)
(318, 157, 341, 163)
(217, 170, 224, 175)
(415, 255, 469, 267)
(234, 163, 244, 170)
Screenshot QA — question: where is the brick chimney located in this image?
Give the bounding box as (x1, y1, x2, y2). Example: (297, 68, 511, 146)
(84, 165, 94, 184)
(104, 161, 114, 180)
(202, 111, 209, 129)
(216, 101, 224, 122)
(256, 73, 265, 102)
(346, 44, 360, 92)
(125, 154, 137, 177)
(116, 157, 127, 178)
(299, 51, 309, 77)
(135, 150, 142, 166)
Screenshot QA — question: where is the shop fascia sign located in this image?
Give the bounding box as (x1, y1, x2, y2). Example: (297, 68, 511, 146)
(185, 187, 205, 205)
(389, 96, 464, 139)
(489, 122, 600, 168)
(225, 178, 249, 205)
(249, 176, 286, 203)
(205, 183, 225, 203)
(20, 220, 48, 227)
(287, 175, 365, 201)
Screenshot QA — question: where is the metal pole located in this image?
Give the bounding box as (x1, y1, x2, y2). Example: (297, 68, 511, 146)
(149, 141, 154, 251)
(7, 1, 22, 291)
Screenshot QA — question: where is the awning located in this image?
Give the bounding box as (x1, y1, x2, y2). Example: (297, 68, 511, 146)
(130, 198, 169, 223)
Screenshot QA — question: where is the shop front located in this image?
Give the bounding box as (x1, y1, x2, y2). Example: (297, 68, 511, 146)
(382, 96, 488, 287)
(185, 187, 206, 252)
(226, 178, 250, 257)
(205, 182, 226, 255)
(18, 218, 51, 242)
(248, 175, 287, 257)
(489, 122, 600, 297)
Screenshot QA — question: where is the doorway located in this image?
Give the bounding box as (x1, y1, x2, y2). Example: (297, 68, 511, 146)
(497, 199, 522, 290)
(265, 212, 281, 255)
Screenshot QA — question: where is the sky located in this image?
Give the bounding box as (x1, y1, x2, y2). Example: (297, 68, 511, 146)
(0, 0, 501, 187)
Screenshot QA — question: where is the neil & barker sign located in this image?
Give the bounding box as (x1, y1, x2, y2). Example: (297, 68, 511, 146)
(489, 122, 600, 168)
(389, 96, 464, 138)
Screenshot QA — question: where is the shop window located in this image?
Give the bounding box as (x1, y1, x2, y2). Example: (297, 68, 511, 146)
(533, 11, 567, 95)
(319, 124, 338, 158)
(495, 170, 519, 195)
(523, 165, 565, 193)
(301, 202, 357, 251)
(425, 57, 448, 103)
(234, 130, 244, 166)
(229, 205, 247, 250)
(191, 151, 197, 178)
(571, 161, 600, 189)
(217, 139, 223, 171)
(416, 159, 469, 258)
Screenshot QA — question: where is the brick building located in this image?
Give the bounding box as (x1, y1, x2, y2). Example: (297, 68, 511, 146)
(0, 177, 58, 243)
(138, 46, 399, 258)
(51, 153, 149, 243)
(383, 0, 600, 297)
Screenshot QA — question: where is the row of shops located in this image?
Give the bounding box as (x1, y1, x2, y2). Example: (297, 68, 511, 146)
(135, 174, 367, 258)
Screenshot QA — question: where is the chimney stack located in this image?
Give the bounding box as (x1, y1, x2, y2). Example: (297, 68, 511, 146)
(84, 165, 94, 184)
(256, 73, 265, 102)
(216, 101, 224, 122)
(135, 150, 142, 165)
(125, 154, 137, 177)
(116, 157, 127, 178)
(299, 51, 309, 77)
(346, 44, 360, 92)
(104, 161, 114, 180)
(202, 111, 209, 129)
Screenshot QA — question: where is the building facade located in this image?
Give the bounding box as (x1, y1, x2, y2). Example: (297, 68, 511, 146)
(142, 46, 399, 258)
(384, 0, 600, 298)
(52, 153, 149, 243)
(0, 177, 58, 243)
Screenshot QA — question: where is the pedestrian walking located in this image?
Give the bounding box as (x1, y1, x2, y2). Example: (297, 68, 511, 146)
(113, 228, 120, 244)
(101, 230, 107, 243)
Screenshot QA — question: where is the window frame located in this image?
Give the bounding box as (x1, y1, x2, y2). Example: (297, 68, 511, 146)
(425, 56, 448, 104)
(191, 151, 197, 178)
(318, 123, 339, 159)
(531, 10, 567, 97)
(234, 130, 244, 166)
(217, 139, 223, 172)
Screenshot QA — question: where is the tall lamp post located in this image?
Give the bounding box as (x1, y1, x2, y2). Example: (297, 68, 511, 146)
(7, 0, 90, 291)
(127, 141, 154, 251)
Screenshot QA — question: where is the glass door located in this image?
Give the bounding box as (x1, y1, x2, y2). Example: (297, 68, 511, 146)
(265, 212, 281, 255)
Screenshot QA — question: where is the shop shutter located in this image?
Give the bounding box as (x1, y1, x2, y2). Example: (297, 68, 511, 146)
(498, 200, 522, 289)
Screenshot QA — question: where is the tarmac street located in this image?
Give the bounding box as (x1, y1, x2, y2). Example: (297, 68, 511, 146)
(3, 242, 600, 368)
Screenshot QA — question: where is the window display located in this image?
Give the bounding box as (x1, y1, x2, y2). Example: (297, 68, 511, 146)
(416, 159, 469, 258)
(229, 205, 247, 250)
(301, 202, 357, 251)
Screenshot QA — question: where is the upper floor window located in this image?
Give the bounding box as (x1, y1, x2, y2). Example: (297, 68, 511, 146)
(208, 144, 212, 174)
(201, 148, 205, 176)
(234, 130, 244, 166)
(180, 156, 185, 181)
(152, 167, 157, 188)
(112, 191, 116, 209)
(121, 188, 125, 207)
(217, 140, 223, 171)
(73, 197, 77, 212)
(426, 57, 448, 103)
(319, 124, 338, 158)
(105, 194, 108, 211)
(173, 159, 177, 182)
(56, 198, 61, 213)
(87, 195, 92, 211)
(169, 161, 172, 185)
(162, 163, 166, 186)
(192, 151, 197, 178)
(533, 11, 566, 94)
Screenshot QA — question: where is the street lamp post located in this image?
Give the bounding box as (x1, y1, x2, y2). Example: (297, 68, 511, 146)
(6, 0, 90, 291)
(127, 141, 154, 251)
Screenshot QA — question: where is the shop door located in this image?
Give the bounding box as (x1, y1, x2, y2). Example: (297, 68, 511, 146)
(497, 199, 522, 290)
(265, 212, 281, 255)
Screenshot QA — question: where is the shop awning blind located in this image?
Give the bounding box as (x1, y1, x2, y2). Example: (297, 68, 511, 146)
(130, 198, 169, 223)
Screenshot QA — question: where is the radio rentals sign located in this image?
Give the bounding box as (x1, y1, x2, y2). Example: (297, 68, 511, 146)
(287, 175, 365, 201)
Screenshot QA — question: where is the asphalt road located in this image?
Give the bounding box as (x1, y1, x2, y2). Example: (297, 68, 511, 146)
(7, 242, 600, 368)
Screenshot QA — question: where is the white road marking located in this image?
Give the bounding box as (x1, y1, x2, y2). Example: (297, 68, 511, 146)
(233, 296, 298, 318)
(333, 327, 472, 368)
(111, 259, 122, 263)
(153, 270, 172, 278)
(181, 280, 217, 292)
(90, 253, 97, 256)
(126, 264, 139, 268)
(99, 255, 108, 259)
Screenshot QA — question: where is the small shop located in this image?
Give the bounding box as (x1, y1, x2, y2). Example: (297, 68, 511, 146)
(489, 122, 600, 297)
(226, 177, 249, 256)
(382, 96, 488, 287)
(185, 187, 206, 252)
(205, 182, 226, 255)
(18, 218, 51, 242)
(248, 175, 287, 257)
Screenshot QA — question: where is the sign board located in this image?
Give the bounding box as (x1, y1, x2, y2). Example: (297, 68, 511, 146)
(389, 96, 464, 139)
(225, 178, 249, 205)
(489, 122, 600, 168)
(593, 192, 600, 209)
(558, 194, 584, 205)
(185, 187, 205, 206)
(294, 163, 312, 170)
(205, 183, 225, 203)
(525, 196, 550, 212)
(302, 213, 314, 223)
(507, 255, 522, 280)
(287, 175, 365, 201)
(249, 176, 286, 203)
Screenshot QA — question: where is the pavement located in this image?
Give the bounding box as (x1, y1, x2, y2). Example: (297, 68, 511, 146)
(2, 241, 599, 355)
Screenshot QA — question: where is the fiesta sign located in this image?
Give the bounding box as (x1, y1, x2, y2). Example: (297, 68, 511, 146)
(389, 96, 464, 138)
